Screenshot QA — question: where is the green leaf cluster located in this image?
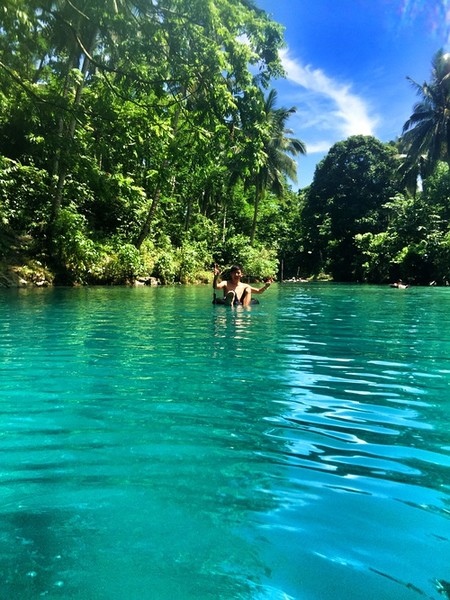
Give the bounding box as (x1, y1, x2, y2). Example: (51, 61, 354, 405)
(296, 136, 450, 285)
(0, 0, 301, 284)
(3, 4, 448, 288)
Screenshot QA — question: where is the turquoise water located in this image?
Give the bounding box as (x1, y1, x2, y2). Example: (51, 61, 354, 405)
(0, 283, 449, 600)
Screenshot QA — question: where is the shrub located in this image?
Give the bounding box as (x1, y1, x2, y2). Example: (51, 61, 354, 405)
(53, 205, 100, 282)
(153, 250, 179, 284)
(0, 158, 51, 235)
(178, 240, 213, 283)
(102, 243, 144, 284)
(217, 235, 278, 279)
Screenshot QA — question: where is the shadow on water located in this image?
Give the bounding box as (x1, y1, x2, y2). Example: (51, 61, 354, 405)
(0, 284, 449, 599)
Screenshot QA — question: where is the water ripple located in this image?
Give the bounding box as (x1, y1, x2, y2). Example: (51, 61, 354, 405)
(1, 285, 450, 600)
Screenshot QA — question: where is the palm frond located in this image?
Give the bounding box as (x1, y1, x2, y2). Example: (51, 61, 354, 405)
(400, 50, 450, 178)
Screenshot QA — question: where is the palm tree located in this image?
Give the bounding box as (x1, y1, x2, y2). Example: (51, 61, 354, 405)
(400, 49, 450, 184)
(249, 89, 306, 244)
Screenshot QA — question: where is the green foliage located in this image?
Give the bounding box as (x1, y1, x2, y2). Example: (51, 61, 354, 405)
(55, 206, 99, 275)
(218, 233, 254, 267)
(421, 162, 450, 224)
(215, 234, 277, 278)
(302, 135, 402, 280)
(229, 88, 305, 243)
(52, 213, 156, 285)
(103, 244, 145, 284)
(178, 240, 213, 284)
(0, 0, 287, 260)
(53, 205, 100, 283)
(0, 158, 51, 236)
(66, 172, 148, 240)
(153, 251, 179, 286)
(148, 238, 213, 285)
(353, 170, 450, 284)
(4, 7, 449, 288)
(354, 232, 398, 282)
(400, 50, 450, 183)
(243, 245, 278, 280)
(184, 214, 221, 248)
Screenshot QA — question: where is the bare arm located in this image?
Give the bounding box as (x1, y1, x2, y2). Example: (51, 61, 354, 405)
(250, 280, 272, 294)
(213, 266, 227, 290)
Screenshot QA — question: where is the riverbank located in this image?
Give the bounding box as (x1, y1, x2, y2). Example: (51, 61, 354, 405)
(0, 258, 54, 288)
(0, 257, 165, 288)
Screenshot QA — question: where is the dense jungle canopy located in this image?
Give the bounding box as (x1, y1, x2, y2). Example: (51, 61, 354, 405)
(0, 1, 449, 286)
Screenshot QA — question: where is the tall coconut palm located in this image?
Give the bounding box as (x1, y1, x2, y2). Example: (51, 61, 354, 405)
(400, 49, 450, 184)
(250, 89, 306, 244)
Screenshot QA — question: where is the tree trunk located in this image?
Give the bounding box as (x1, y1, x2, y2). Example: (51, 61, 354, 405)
(50, 30, 97, 233)
(134, 187, 161, 249)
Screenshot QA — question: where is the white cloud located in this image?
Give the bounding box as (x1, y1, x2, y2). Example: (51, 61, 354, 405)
(305, 140, 336, 154)
(279, 49, 380, 152)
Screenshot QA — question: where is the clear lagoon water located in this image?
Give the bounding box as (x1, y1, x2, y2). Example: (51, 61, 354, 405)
(0, 283, 449, 600)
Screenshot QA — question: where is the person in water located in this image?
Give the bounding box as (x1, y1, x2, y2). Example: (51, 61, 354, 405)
(390, 279, 409, 289)
(213, 264, 272, 305)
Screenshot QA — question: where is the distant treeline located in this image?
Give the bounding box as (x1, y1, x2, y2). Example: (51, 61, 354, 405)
(0, 2, 449, 285)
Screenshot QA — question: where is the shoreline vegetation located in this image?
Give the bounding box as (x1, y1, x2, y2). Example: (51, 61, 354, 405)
(0, 254, 444, 289)
(0, 3, 449, 289)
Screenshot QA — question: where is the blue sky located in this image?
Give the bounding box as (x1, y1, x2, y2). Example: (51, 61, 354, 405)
(256, 0, 450, 189)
